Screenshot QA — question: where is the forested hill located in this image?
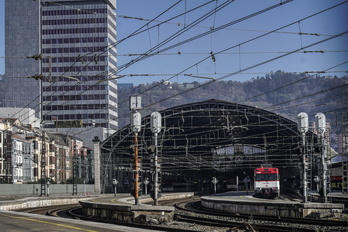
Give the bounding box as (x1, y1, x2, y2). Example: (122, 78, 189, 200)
(118, 71, 348, 134)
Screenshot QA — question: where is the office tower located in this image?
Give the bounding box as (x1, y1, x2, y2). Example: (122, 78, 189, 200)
(4, 0, 40, 111)
(4, 0, 118, 143)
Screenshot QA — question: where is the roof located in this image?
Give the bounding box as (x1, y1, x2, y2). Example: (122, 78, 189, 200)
(101, 99, 318, 171)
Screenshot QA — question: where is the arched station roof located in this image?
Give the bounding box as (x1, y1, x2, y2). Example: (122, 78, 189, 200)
(101, 99, 311, 173)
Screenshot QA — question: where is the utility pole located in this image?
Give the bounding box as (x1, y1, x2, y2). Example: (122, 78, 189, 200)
(151, 111, 162, 206)
(41, 131, 46, 196)
(316, 113, 327, 203)
(72, 139, 77, 195)
(130, 96, 142, 205)
(134, 131, 140, 204)
(92, 136, 101, 194)
(298, 112, 308, 203)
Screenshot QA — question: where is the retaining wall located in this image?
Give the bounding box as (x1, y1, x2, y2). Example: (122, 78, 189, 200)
(0, 184, 95, 196)
(201, 197, 344, 218)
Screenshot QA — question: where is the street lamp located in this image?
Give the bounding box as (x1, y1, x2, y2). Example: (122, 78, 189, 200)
(112, 178, 118, 196)
(212, 177, 218, 195)
(46, 180, 50, 197)
(143, 178, 149, 195)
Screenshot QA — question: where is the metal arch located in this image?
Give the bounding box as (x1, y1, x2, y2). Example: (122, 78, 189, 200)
(101, 99, 306, 169)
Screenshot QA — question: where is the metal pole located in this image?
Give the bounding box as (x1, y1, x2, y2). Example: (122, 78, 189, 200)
(302, 133, 307, 203)
(112, 178, 118, 196)
(41, 131, 46, 196)
(47, 184, 49, 197)
(154, 132, 159, 205)
(321, 136, 328, 203)
(316, 113, 327, 203)
(72, 140, 77, 195)
(134, 133, 139, 205)
(213, 177, 217, 195)
(144, 178, 149, 195)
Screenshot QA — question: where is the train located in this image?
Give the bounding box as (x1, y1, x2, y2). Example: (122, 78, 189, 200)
(254, 165, 280, 198)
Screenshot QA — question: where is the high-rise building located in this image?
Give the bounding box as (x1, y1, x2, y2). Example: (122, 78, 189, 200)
(4, 0, 118, 144)
(4, 0, 40, 111)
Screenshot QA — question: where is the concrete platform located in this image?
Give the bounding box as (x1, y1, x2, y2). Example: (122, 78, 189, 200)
(79, 192, 194, 224)
(0, 209, 167, 232)
(201, 191, 345, 218)
(80, 201, 175, 223)
(0, 195, 100, 211)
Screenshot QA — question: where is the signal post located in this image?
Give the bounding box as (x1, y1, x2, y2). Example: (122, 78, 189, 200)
(130, 96, 142, 205)
(150, 111, 162, 205)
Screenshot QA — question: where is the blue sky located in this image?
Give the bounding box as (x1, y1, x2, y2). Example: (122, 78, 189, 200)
(1, 0, 347, 85)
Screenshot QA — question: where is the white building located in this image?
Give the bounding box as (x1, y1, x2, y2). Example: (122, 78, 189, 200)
(12, 134, 24, 183)
(0, 108, 40, 128)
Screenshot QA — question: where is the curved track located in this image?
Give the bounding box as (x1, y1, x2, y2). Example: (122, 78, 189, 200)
(13, 195, 348, 232)
(14, 204, 80, 218)
(171, 197, 348, 231)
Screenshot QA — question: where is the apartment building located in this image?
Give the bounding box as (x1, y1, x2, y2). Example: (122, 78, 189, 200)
(0, 118, 94, 184)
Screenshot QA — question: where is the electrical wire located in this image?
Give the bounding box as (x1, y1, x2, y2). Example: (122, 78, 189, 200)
(113, 0, 292, 76)
(122, 1, 348, 107)
(142, 31, 348, 110)
(6, 0, 189, 125)
(6, 1, 346, 141)
(7, 0, 235, 128)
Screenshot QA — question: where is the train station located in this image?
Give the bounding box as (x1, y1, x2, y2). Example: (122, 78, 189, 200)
(99, 99, 345, 201)
(85, 98, 347, 222)
(0, 99, 347, 231)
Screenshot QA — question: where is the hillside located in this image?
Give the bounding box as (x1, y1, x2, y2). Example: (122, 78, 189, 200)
(118, 71, 348, 136)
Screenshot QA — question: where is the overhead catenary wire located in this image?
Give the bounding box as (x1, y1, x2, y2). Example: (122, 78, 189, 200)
(6, 0, 191, 123)
(5, 2, 346, 172)
(274, 91, 348, 111)
(6, 0, 346, 140)
(113, 0, 292, 77)
(141, 31, 348, 109)
(8, 1, 222, 121)
(40, 33, 348, 136)
(113, 0, 238, 75)
(239, 61, 348, 104)
(8, 0, 239, 125)
(263, 82, 348, 110)
(119, 0, 347, 105)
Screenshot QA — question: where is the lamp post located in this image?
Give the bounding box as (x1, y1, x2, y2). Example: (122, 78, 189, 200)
(212, 177, 218, 195)
(143, 178, 149, 195)
(112, 178, 118, 196)
(46, 180, 50, 197)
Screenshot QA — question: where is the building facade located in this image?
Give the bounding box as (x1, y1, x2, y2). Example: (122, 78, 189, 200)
(0, 118, 94, 184)
(3, 1, 40, 111)
(0, 108, 40, 128)
(4, 0, 118, 143)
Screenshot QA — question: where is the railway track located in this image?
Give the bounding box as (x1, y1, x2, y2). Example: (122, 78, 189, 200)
(14, 204, 81, 218)
(171, 197, 348, 231)
(13, 195, 348, 232)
